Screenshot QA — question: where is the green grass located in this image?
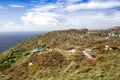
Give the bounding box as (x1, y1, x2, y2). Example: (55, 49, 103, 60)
(0, 28, 120, 80)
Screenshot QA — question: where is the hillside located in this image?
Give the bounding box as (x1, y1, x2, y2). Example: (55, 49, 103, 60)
(0, 27, 120, 80)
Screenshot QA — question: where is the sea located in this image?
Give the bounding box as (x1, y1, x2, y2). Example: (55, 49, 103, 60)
(0, 31, 47, 52)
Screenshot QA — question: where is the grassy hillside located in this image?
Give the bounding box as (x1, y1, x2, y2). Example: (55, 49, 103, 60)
(0, 27, 120, 80)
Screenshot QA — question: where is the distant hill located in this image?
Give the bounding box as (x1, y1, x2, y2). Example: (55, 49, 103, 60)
(0, 27, 120, 80)
(110, 26, 120, 30)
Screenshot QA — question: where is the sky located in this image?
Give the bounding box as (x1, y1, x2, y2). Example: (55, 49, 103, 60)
(0, 0, 120, 31)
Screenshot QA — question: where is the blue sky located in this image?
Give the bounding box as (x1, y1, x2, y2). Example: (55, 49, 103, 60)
(0, 0, 120, 31)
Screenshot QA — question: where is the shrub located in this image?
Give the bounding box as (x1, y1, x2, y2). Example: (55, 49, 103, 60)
(38, 51, 64, 67)
(37, 40, 43, 45)
(0, 63, 11, 71)
(23, 51, 31, 56)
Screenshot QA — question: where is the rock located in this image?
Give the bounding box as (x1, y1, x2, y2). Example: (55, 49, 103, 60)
(85, 48, 93, 52)
(68, 48, 76, 54)
(82, 50, 93, 59)
(29, 62, 33, 66)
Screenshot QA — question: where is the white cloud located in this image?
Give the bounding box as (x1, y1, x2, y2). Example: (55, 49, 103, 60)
(20, 2, 120, 31)
(0, 6, 5, 9)
(21, 12, 59, 26)
(8, 22, 15, 25)
(66, 1, 120, 11)
(90, 0, 120, 2)
(21, 4, 62, 27)
(1, 0, 120, 31)
(0, 21, 22, 32)
(4, 21, 19, 27)
(66, 0, 82, 4)
(9, 4, 24, 8)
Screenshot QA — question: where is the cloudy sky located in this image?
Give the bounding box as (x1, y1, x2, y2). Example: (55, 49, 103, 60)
(0, 0, 120, 31)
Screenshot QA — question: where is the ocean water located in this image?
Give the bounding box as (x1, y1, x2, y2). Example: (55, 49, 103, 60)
(0, 31, 47, 52)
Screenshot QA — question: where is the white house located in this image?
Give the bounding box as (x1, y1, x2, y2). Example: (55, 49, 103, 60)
(108, 32, 118, 37)
(32, 46, 42, 53)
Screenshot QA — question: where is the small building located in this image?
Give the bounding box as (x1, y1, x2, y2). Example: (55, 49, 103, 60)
(32, 46, 42, 53)
(108, 32, 118, 37)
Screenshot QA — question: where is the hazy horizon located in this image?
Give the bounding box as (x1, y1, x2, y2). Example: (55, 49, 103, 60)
(0, 27, 113, 32)
(0, 31, 47, 52)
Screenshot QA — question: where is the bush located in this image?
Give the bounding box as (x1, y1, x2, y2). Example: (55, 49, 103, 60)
(38, 51, 64, 67)
(23, 51, 31, 56)
(0, 63, 11, 71)
(37, 40, 43, 45)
